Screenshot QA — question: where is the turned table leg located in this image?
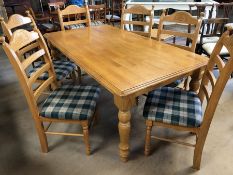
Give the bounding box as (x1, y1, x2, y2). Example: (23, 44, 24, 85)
(189, 67, 205, 93)
(114, 95, 135, 162)
(118, 110, 131, 162)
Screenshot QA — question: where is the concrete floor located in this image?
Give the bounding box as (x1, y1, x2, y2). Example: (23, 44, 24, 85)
(0, 43, 233, 175)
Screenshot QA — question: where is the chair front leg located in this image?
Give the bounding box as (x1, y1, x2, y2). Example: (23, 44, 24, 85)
(82, 121, 91, 155)
(145, 120, 153, 156)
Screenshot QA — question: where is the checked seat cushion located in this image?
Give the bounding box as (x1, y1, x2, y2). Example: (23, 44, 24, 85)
(29, 60, 76, 81)
(40, 85, 100, 120)
(143, 87, 203, 128)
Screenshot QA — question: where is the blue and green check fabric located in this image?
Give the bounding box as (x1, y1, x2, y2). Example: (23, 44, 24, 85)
(143, 87, 203, 127)
(40, 85, 100, 120)
(29, 60, 76, 81)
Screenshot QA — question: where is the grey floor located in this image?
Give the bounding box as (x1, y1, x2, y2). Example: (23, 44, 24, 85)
(0, 43, 233, 175)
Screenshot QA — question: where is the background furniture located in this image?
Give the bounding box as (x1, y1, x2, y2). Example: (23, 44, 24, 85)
(58, 5, 91, 30)
(89, 4, 106, 25)
(45, 25, 208, 162)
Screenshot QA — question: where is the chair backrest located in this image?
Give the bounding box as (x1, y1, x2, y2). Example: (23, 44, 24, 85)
(121, 5, 154, 38)
(218, 2, 233, 18)
(88, 4, 106, 24)
(107, 0, 124, 16)
(1, 29, 58, 120)
(198, 27, 233, 129)
(199, 18, 229, 44)
(48, 1, 66, 14)
(157, 11, 202, 52)
(58, 5, 91, 31)
(189, 4, 214, 19)
(0, 14, 35, 40)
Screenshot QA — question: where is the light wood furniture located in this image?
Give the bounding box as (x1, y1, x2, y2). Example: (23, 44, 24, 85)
(144, 27, 233, 170)
(121, 4, 154, 38)
(0, 13, 77, 84)
(44, 25, 208, 162)
(157, 11, 202, 53)
(0, 14, 33, 40)
(1, 28, 100, 155)
(58, 5, 91, 31)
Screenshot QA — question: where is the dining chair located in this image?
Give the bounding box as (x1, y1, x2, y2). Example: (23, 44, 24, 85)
(143, 27, 233, 170)
(1, 28, 100, 155)
(157, 11, 202, 53)
(0, 14, 77, 85)
(121, 5, 154, 38)
(157, 11, 203, 88)
(198, 18, 229, 57)
(58, 5, 91, 31)
(27, 7, 57, 33)
(89, 4, 106, 26)
(106, 0, 123, 26)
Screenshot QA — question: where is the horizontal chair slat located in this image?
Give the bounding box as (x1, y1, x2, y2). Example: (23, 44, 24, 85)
(64, 19, 88, 26)
(123, 20, 150, 26)
(34, 76, 54, 101)
(22, 49, 45, 69)
(18, 42, 39, 57)
(28, 62, 50, 86)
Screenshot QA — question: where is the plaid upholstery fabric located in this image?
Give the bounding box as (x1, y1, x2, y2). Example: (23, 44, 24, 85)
(40, 85, 100, 120)
(91, 21, 104, 26)
(29, 60, 76, 81)
(65, 24, 86, 30)
(143, 87, 203, 127)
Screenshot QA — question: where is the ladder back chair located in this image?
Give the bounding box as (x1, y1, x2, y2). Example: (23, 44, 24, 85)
(0, 14, 34, 40)
(58, 5, 91, 31)
(121, 5, 154, 38)
(143, 27, 233, 170)
(1, 29, 100, 155)
(89, 4, 106, 26)
(157, 11, 202, 53)
(0, 14, 77, 85)
(27, 7, 57, 33)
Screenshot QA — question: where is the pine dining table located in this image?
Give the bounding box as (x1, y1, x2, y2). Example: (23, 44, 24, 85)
(44, 25, 208, 162)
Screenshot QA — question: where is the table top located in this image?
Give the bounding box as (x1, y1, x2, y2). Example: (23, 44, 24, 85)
(45, 25, 208, 96)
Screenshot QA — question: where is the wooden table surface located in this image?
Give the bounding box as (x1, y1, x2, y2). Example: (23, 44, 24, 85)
(45, 25, 208, 161)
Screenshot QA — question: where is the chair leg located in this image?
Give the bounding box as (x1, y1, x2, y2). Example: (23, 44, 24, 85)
(77, 66, 82, 84)
(71, 70, 77, 85)
(145, 120, 153, 156)
(35, 120, 48, 153)
(82, 122, 91, 155)
(193, 132, 207, 170)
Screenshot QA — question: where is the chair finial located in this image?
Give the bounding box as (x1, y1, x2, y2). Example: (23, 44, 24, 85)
(25, 10, 30, 16)
(200, 12, 205, 18)
(0, 16, 4, 22)
(0, 36, 5, 44)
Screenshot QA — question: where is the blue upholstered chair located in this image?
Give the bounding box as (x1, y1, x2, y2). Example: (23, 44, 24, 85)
(143, 27, 233, 170)
(2, 29, 100, 155)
